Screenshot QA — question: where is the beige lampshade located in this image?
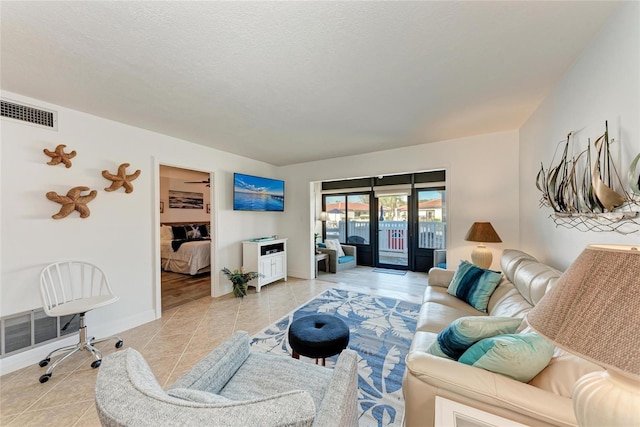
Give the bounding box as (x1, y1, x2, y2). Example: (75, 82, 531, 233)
(464, 222, 502, 243)
(526, 244, 640, 377)
(318, 211, 328, 222)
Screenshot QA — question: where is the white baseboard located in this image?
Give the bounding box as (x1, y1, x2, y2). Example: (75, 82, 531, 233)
(0, 309, 156, 376)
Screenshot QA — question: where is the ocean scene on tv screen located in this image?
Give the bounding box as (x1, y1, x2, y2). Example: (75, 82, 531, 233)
(234, 173, 284, 211)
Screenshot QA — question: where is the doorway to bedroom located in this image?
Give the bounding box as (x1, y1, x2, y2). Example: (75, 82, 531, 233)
(159, 165, 213, 311)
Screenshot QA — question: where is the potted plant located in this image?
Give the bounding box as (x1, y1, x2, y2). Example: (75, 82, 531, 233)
(314, 233, 321, 254)
(221, 267, 261, 298)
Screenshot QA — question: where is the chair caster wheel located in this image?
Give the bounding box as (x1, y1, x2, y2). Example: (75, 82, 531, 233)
(39, 374, 51, 383)
(39, 358, 50, 367)
(115, 340, 123, 348)
(91, 360, 102, 369)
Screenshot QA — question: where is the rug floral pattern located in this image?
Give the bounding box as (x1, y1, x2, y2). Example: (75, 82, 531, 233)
(251, 288, 420, 427)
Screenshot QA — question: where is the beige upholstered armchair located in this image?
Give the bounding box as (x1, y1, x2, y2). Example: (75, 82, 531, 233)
(318, 241, 357, 273)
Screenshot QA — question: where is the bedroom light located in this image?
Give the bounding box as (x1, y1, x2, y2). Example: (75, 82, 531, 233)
(526, 245, 640, 427)
(464, 222, 502, 269)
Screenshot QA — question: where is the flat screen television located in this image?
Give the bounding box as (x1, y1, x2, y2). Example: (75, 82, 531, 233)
(233, 173, 285, 212)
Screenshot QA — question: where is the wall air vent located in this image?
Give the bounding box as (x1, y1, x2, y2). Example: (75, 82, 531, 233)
(1, 98, 58, 130)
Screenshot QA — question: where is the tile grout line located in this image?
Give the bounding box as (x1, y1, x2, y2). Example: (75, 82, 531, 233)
(161, 305, 211, 389)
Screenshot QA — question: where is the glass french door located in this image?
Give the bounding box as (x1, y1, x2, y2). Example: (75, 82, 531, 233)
(376, 195, 409, 268)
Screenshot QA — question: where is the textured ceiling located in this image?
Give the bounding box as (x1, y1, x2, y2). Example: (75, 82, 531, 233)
(1, 1, 620, 166)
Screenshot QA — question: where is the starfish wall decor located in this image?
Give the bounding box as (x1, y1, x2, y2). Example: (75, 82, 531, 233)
(43, 144, 77, 168)
(102, 163, 141, 193)
(46, 186, 97, 219)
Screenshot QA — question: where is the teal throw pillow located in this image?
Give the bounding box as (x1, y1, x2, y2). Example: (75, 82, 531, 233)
(458, 333, 555, 382)
(447, 260, 502, 312)
(427, 316, 522, 360)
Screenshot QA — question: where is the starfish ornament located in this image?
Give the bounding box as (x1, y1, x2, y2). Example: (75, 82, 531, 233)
(43, 144, 77, 168)
(102, 163, 141, 193)
(46, 186, 97, 219)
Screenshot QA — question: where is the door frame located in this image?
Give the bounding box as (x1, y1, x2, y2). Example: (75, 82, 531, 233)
(153, 157, 217, 319)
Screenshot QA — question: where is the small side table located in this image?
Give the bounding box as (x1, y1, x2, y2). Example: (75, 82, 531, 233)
(315, 253, 328, 277)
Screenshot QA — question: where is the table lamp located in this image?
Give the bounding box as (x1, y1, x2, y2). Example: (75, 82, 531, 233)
(464, 222, 502, 269)
(526, 244, 640, 427)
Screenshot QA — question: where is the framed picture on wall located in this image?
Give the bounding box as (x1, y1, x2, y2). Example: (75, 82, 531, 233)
(169, 190, 204, 209)
(160, 201, 164, 213)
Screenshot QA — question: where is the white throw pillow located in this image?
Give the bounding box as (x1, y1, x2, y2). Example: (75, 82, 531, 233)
(160, 225, 173, 241)
(325, 239, 345, 257)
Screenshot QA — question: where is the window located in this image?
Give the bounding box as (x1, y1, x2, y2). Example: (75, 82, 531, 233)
(417, 189, 446, 249)
(323, 194, 370, 245)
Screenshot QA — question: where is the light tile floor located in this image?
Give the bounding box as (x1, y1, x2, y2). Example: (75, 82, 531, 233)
(0, 267, 427, 426)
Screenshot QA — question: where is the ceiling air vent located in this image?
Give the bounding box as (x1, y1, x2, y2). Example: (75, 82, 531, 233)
(1, 98, 58, 130)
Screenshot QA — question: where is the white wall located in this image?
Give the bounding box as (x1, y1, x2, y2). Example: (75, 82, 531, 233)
(279, 130, 520, 279)
(519, 1, 640, 270)
(159, 165, 210, 223)
(0, 91, 279, 373)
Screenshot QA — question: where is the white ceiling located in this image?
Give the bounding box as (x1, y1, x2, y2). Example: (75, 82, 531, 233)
(1, 1, 620, 166)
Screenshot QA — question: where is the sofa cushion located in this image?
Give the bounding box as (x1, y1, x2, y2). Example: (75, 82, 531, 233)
(325, 239, 345, 257)
(487, 283, 533, 318)
(447, 261, 502, 313)
(338, 255, 354, 264)
(529, 351, 603, 398)
(416, 302, 483, 333)
(427, 316, 523, 360)
(459, 333, 554, 382)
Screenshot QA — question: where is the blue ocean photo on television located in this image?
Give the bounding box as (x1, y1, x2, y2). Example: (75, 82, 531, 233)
(233, 173, 285, 211)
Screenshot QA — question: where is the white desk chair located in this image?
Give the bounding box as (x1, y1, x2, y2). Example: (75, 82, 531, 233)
(38, 261, 123, 383)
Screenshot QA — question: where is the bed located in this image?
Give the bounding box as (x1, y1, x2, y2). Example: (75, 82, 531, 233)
(161, 222, 211, 275)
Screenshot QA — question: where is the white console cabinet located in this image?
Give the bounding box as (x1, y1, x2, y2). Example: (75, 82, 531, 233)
(242, 238, 287, 292)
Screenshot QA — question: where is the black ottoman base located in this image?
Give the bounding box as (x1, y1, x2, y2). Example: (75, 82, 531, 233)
(288, 314, 350, 366)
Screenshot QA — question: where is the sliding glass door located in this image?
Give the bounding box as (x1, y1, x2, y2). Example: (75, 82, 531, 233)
(320, 171, 446, 271)
(376, 194, 409, 268)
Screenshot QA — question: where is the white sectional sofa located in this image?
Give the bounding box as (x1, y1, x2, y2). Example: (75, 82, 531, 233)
(402, 249, 603, 427)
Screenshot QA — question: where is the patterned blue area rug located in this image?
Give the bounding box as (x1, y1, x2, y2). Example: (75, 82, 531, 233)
(251, 288, 420, 427)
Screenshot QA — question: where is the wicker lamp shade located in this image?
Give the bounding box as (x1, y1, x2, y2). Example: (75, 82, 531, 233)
(527, 244, 640, 376)
(526, 244, 640, 427)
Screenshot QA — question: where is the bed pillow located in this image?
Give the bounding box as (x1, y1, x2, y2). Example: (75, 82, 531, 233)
(447, 260, 502, 312)
(198, 224, 209, 238)
(172, 226, 187, 240)
(459, 333, 555, 382)
(427, 316, 522, 360)
(160, 225, 173, 241)
(325, 239, 345, 257)
(185, 225, 202, 239)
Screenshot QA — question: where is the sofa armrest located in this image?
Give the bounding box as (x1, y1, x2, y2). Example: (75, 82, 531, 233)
(318, 248, 338, 272)
(405, 349, 576, 426)
(428, 268, 455, 288)
(314, 349, 359, 427)
(341, 245, 356, 260)
(169, 331, 251, 393)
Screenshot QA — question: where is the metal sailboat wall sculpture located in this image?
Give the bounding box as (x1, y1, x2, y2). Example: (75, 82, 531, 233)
(536, 121, 639, 233)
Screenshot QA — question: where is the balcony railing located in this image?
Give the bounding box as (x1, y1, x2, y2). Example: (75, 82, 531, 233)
(326, 220, 445, 251)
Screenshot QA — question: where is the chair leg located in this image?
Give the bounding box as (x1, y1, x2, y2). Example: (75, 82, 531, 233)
(44, 344, 82, 376)
(38, 313, 124, 382)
